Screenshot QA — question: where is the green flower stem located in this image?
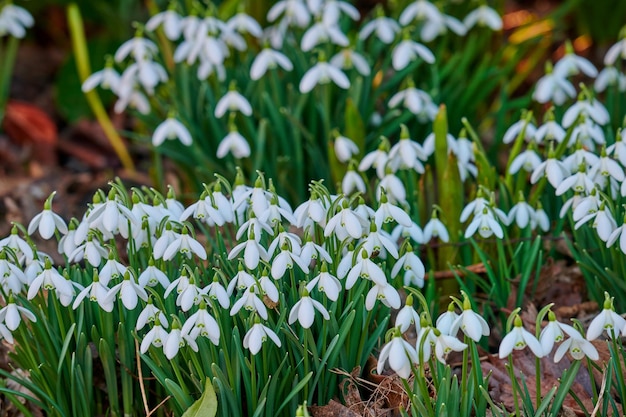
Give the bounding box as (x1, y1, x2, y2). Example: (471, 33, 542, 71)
(66, 3, 135, 173)
(0, 36, 18, 126)
(506, 356, 521, 417)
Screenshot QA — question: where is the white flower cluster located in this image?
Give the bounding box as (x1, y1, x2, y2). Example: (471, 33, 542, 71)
(0, 172, 432, 358)
(81, 0, 502, 161)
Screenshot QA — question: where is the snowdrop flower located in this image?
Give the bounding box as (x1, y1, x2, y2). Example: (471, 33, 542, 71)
(138, 259, 170, 288)
(136, 298, 167, 331)
(555, 166, 595, 196)
(182, 301, 220, 345)
(215, 83, 252, 118)
(533, 203, 550, 232)
(333, 132, 359, 163)
(449, 293, 490, 342)
(306, 262, 341, 301)
(365, 281, 401, 310)
(499, 315, 544, 358)
(570, 119, 605, 150)
(391, 243, 425, 287)
(120, 59, 169, 95)
(230, 285, 268, 319)
(530, 149, 569, 188)
(535, 114, 566, 144)
(114, 34, 158, 62)
(359, 137, 390, 179)
(140, 319, 169, 354)
(507, 192, 535, 229)
(162, 227, 207, 261)
(433, 328, 468, 363)
(267, 0, 311, 28)
(72, 270, 113, 311)
(0, 4, 33, 38)
(423, 210, 449, 242)
(361, 222, 399, 259)
(508, 148, 542, 174)
(271, 242, 309, 279)
(146, 7, 183, 41)
(316, 0, 360, 22)
(98, 253, 127, 286)
(341, 166, 366, 196)
(114, 86, 151, 114)
(69, 234, 108, 267)
(289, 289, 330, 329)
(28, 258, 73, 301)
(105, 271, 148, 310)
(388, 125, 428, 173)
(359, 12, 400, 44)
(465, 207, 504, 239)
(27, 192, 68, 239)
(554, 42, 597, 78)
(400, 0, 466, 41)
(563, 93, 609, 129)
(375, 190, 412, 228)
(377, 328, 418, 378)
(0, 226, 33, 261)
(533, 63, 576, 105)
(82, 60, 121, 93)
(595, 66, 626, 92)
(607, 217, 626, 254)
(604, 37, 626, 66)
(391, 221, 425, 245)
(377, 171, 407, 205)
(324, 200, 368, 242)
(463, 5, 502, 31)
(346, 250, 387, 289)
(217, 126, 251, 159)
(0, 295, 35, 331)
(299, 56, 350, 93)
(164, 320, 198, 360)
(86, 190, 139, 237)
(330, 48, 371, 77)
(388, 83, 438, 121)
(301, 18, 348, 51)
(539, 311, 565, 355)
(436, 303, 459, 336)
(228, 230, 269, 270)
(396, 295, 421, 333)
(392, 34, 435, 71)
(299, 236, 332, 265)
(243, 317, 282, 355)
(152, 116, 192, 147)
(503, 116, 537, 144)
(250, 46, 293, 80)
(554, 323, 599, 362)
(226, 11, 263, 38)
(586, 292, 626, 340)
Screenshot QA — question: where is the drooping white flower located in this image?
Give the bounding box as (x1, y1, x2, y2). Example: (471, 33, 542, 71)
(604, 38, 626, 66)
(215, 86, 252, 118)
(216, 128, 251, 159)
(388, 84, 438, 121)
(423, 211, 449, 242)
(28, 192, 68, 239)
(346, 249, 387, 289)
(586, 292, 626, 340)
(507, 193, 535, 229)
(114, 35, 158, 62)
(152, 117, 192, 147)
(377, 329, 418, 379)
(182, 302, 220, 345)
(306, 262, 341, 301)
(334, 133, 359, 163)
(81, 64, 121, 93)
(463, 5, 502, 31)
(391, 245, 426, 285)
(435, 303, 459, 336)
(562, 97, 609, 128)
(271, 243, 310, 279)
(228, 230, 269, 270)
(503, 118, 537, 145)
(433, 329, 468, 363)
(595, 66, 626, 92)
(499, 315, 544, 358)
(508, 148, 542, 175)
(341, 168, 366, 196)
(162, 228, 207, 261)
(449, 295, 490, 342)
(359, 15, 400, 44)
(554, 323, 599, 362)
(554, 44, 597, 78)
(533, 65, 576, 105)
(539, 312, 566, 355)
(0, 226, 33, 261)
(396, 295, 421, 333)
(365, 282, 401, 310)
(301, 18, 348, 51)
(330, 49, 371, 76)
(230, 285, 268, 319)
(164, 323, 198, 360)
(140, 320, 169, 354)
(0, 4, 33, 38)
(465, 207, 504, 239)
(0, 296, 36, 331)
(138, 259, 170, 288)
(136, 298, 167, 331)
(226, 12, 263, 38)
(530, 154, 569, 189)
(299, 59, 350, 93)
(146, 8, 184, 41)
(28, 258, 74, 301)
(250, 47, 293, 80)
(267, 0, 311, 28)
(105, 271, 148, 310)
(288, 291, 330, 329)
(392, 37, 435, 71)
(243, 318, 282, 355)
(324, 200, 368, 242)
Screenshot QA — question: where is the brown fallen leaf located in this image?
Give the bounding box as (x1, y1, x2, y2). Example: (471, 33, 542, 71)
(3, 100, 57, 165)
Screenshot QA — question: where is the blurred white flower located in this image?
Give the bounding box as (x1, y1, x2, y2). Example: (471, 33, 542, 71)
(299, 60, 350, 93)
(215, 87, 252, 118)
(463, 5, 502, 31)
(0, 4, 33, 38)
(392, 38, 435, 71)
(330, 49, 371, 76)
(604, 38, 626, 66)
(217, 129, 251, 159)
(152, 117, 192, 147)
(146, 8, 183, 41)
(359, 16, 400, 44)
